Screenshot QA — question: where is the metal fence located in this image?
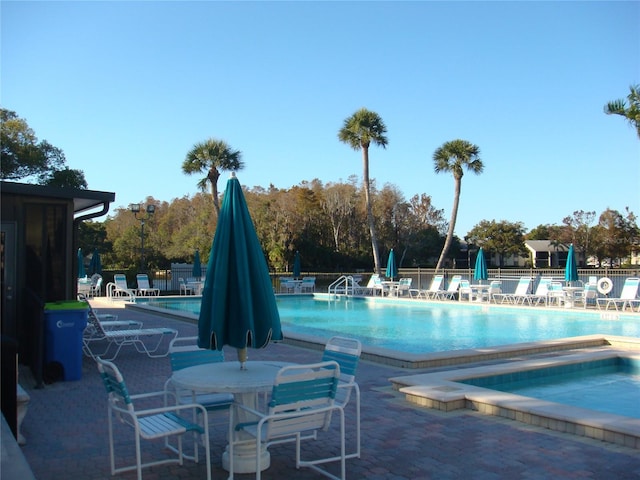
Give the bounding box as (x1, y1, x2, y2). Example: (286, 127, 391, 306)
(96, 266, 639, 299)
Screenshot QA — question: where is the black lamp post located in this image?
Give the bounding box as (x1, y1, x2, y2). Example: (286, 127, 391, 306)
(130, 203, 156, 272)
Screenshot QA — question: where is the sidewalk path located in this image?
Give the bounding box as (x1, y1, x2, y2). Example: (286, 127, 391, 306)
(18, 305, 640, 479)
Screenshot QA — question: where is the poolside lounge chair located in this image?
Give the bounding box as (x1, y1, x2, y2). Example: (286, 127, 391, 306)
(80, 297, 177, 361)
(524, 277, 553, 306)
(136, 273, 160, 296)
(106, 274, 137, 302)
(227, 361, 346, 480)
(434, 275, 462, 300)
(493, 277, 532, 304)
(96, 357, 211, 480)
(596, 277, 640, 312)
(415, 274, 444, 299)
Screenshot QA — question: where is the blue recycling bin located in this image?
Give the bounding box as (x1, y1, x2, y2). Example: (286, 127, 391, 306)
(44, 301, 88, 381)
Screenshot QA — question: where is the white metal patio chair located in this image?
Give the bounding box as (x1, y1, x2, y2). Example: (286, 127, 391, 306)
(300, 276, 316, 293)
(164, 336, 234, 412)
(179, 278, 194, 295)
(228, 360, 346, 480)
(96, 357, 211, 480)
(321, 336, 362, 459)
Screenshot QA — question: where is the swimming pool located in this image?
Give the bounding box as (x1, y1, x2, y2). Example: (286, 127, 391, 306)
(143, 294, 640, 355)
(459, 356, 640, 419)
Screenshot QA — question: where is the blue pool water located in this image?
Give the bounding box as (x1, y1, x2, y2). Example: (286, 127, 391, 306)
(146, 295, 640, 354)
(460, 357, 640, 418)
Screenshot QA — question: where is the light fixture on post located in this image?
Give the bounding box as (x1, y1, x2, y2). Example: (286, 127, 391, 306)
(130, 203, 156, 272)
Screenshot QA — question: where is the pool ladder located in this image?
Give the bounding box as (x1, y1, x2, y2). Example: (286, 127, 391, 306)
(328, 275, 359, 296)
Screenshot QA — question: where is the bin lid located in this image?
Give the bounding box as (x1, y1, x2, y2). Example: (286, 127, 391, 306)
(44, 300, 89, 311)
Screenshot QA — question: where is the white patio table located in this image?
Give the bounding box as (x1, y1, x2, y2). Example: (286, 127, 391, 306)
(170, 360, 292, 473)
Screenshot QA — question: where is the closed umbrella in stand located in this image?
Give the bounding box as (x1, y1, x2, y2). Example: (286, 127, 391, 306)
(474, 247, 488, 284)
(89, 248, 102, 276)
(385, 249, 398, 280)
(293, 251, 301, 279)
(198, 173, 283, 369)
(192, 249, 202, 280)
(77, 248, 86, 279)
(565, 244, 579, 286)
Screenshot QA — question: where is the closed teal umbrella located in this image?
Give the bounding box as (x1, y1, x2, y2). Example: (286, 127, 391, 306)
(565, 244, 579, 285)
(474, 248, 488, 283)
(89, 248, 102, 275)
(293, 251, 301, 279)
(385, 249, 398, 280)
(77, 248, 86, 279)
(198, 173, 282, 369)
(192, 249, 202, 279)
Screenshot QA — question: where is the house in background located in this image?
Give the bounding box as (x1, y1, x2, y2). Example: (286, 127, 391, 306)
(1, 180, 115, 386)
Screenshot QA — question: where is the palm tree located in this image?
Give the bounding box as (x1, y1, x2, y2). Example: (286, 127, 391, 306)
(433, 139, 483, 271)
(604, 84, 640, 139)
(182, 138, 244, 215)
(338, 108, 388, 274)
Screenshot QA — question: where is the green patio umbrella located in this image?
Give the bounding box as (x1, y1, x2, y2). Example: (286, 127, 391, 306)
(565, 244, 579, 286)
(77, 248, 86, 279)
(293, 251, 301, 279)
(198, 173, 283, 369)
(385, 249, 398, 280)
(473, 247, 488, 284)
(89, 248, 102, 275)
(192, 249, 202, 280)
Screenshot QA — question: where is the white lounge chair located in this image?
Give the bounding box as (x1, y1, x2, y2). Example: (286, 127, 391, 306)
(415, 274, 444, 299)
(391, 278, 413, 297)
(493, 277, 532, 304)
(96, 357, 211, 480)
(434, 275, 462, 300)
(525, 277, 553, 306)
(136, 273, 160, 296)
(227, 361, 346, 480)
(596, 277, 640, 312)
(80, 297, 177, 360)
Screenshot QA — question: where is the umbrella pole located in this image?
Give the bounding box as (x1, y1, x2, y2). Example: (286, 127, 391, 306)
(237, 347, 248, 370)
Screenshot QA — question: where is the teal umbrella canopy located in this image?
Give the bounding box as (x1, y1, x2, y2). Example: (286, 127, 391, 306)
(77, 248, 86, 279)
(565, 244, 579, 285)
(88, 248, 102, 275)
(192, 249, 202, 279)
(293, 251, 301, 279)
(473, 248, 488, 283)
(385, 249, 398, 280)
(198, 173, 283, 362)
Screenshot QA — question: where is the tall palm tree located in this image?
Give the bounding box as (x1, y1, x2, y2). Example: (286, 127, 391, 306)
(604, 84, 640, 139)
(433, 139, 483, 271)
(338, 108, 388, 274)
(182, 138, 244, 215)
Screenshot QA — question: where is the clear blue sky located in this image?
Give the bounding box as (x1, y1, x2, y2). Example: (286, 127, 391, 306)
(2, 1, 638, 236)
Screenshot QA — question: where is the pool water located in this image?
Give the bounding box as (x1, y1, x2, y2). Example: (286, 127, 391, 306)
(147, 295, 640, 354)
(460, 357, 640, 419)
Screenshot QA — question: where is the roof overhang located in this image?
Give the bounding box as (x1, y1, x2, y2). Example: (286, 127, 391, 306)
(1, 180, 116, 217)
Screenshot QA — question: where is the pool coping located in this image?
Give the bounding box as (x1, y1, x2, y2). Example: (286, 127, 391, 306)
(389, 338, 640, 450)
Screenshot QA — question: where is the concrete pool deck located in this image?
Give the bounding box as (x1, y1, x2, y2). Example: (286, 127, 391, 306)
(11, 300, 640, 479)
